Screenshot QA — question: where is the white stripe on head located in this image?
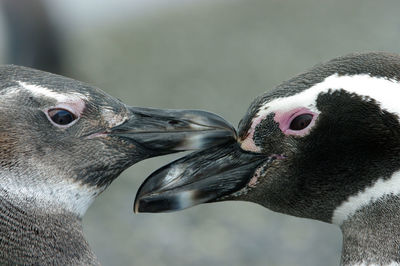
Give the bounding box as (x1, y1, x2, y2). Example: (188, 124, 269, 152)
(242, 74, 400, 151)
(257, 73, 400, 124)
(18, 81, 87, 102)
(332, 170, 400, 225)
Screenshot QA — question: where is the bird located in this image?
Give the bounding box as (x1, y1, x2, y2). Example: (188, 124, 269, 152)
(0, 65, 236, 265)
(135, 52, 400, 265)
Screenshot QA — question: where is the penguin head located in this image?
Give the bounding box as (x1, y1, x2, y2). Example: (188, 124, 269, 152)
(0, 65, 235, 216)
(135, 52, 400, 224)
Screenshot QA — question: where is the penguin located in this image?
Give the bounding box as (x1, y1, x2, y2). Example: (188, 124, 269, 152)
(0, 65, 235, 264)
(135, 52, 400, 265)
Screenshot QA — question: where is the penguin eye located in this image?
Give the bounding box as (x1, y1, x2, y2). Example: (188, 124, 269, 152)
(48, 109, 77, 126)
(289, 114, 313, 130)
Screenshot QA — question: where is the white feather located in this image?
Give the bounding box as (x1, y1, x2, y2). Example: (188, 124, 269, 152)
(332, 171, 400, 225)
(255, 73, 400, 128)
(18, 81, 87, 102)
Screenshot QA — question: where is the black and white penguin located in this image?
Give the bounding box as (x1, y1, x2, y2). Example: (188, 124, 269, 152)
(0, 65, 235, 264)
(135, 52, 400, 265)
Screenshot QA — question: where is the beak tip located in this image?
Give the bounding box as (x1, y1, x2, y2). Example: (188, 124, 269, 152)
(133, 201, 140, 213)
(134, 192, 149, 213)
(133, 194, 165, 213)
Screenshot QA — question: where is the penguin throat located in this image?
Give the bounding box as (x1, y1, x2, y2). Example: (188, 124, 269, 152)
(0, 174, 101, 217)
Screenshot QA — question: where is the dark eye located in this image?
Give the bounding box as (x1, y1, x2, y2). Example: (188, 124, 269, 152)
(289, 114, 313, 130)
(48, 109, 77, 126)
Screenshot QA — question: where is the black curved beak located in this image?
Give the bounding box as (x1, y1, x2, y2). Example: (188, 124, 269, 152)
(110, 107, 237, 155)
(134, 142, 268, 213)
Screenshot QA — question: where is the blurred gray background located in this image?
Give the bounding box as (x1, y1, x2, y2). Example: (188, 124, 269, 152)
(1, 0, 400, 265)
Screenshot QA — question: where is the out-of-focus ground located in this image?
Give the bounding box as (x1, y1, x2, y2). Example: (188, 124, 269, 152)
(1, 0, 400, 265)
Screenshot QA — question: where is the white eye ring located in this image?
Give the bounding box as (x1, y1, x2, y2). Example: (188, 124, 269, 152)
(44, 104, 81, 128)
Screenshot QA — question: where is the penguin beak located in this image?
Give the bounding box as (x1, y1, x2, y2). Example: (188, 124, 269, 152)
(109, 107, 237, 155)
(134, 142, 268, 213)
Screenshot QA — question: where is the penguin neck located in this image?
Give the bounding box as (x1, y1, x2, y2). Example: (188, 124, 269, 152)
(0, 171, 99, 217)
(0, 189, 99, 265)
(340, 194, 400, 265)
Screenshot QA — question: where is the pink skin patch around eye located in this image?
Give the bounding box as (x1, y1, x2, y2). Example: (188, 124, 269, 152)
(240, 107, 318, 152)
(274, 107, 318, 136)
